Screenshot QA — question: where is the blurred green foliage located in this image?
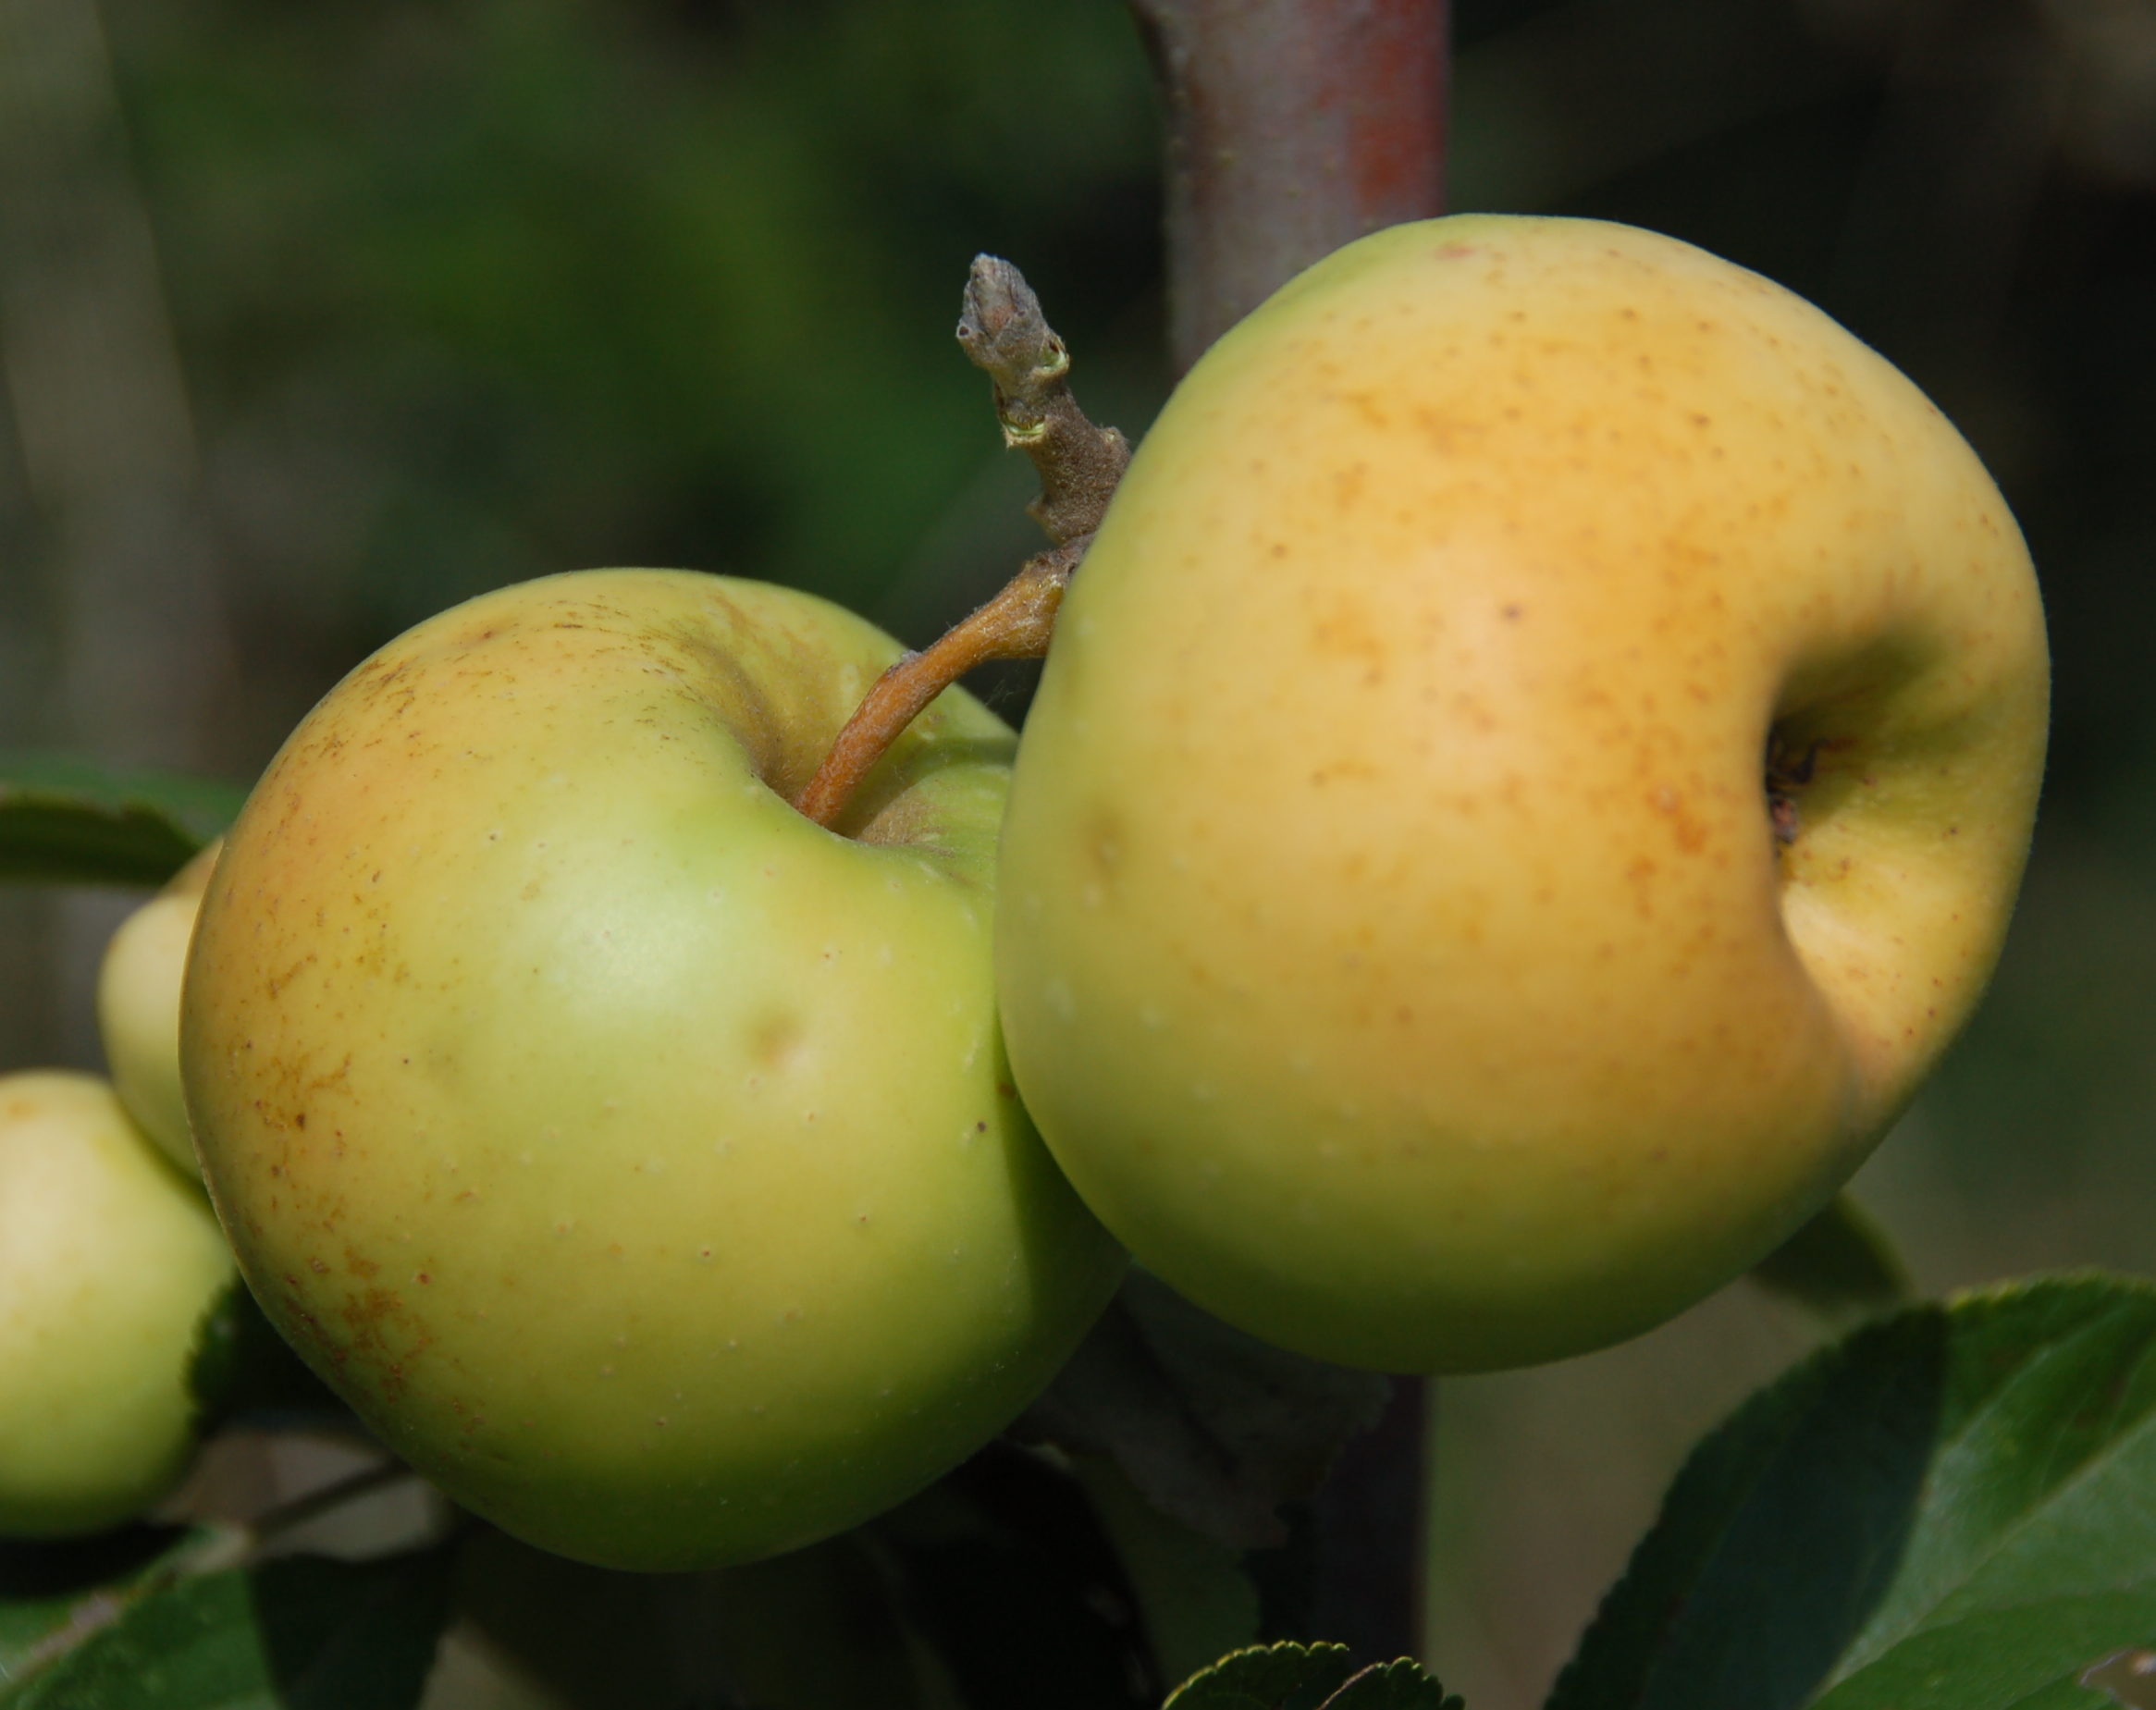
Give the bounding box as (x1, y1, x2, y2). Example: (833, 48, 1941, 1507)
(69, 0, 2155, 829)
(106, 0, 1164, 730)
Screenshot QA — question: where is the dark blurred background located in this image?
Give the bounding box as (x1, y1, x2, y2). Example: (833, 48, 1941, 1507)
(2, 1, 2152, 1704)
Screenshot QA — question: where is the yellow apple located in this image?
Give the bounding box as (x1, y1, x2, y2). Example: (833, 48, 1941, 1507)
(98, 840, 220, 1179)
(0, 1071, 234, 1536)
(182, 570, 1125, 1569)
(996, 215, 2048, 1373)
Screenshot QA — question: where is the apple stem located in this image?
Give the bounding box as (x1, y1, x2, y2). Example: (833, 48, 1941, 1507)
(793, 258, 1128, 830)
(793, 542, 1080, 828)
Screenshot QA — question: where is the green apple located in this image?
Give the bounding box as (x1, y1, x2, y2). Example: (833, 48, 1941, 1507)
(996, 215, 2048, 1373)
(0, 1071, 234, 1536)
(98, 840, 220, 1179)
(182, 570, 1126, 1570)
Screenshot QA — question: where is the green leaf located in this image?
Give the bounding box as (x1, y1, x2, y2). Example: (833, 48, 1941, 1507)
(1164, 1642, 1462, 1709)
(0, 1528, 205, 1692)
(2, 1549, 452, 1709)
(1074, 1455, 1263, 1690)
(1748, 1193, 1914, 1331)
(446, 1524, 937, 1710)
(868, 1443, 1157, 1710)
(1015, 1270, 1392, 1550)
(1547, 1273, 2156, 1710)
(0, 757, 246, 887)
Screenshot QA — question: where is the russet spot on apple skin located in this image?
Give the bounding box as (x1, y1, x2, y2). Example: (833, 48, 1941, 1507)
(997, 215, 2047, 1374)
(183, 570, 1126, 1569)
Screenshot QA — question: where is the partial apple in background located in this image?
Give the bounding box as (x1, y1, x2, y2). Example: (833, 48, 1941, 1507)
(98, 840, 220, 1179)
(996, 215, 2049, 1374)
(0, 1071, 235, 1537)
(183, 570, 1127, 1571)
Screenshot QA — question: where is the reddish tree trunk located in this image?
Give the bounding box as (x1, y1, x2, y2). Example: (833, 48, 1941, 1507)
(1130, 0, 1449, 1667)
(1130, 0, 1448, 373)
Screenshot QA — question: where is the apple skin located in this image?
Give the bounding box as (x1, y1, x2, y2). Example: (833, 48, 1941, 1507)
(996, 215, 2048, 1373)
(181, 570, 1126, 1570)
(0, 1072, 235, 1537)
(98, 840, 220, 1180)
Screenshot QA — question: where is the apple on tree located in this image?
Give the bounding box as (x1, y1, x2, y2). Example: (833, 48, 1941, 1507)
(0, 1071, 235, 1538)
(994, 214, 2049, 1374)
(98, 839, 219, 1180)
(181, 571, 1127, 1571)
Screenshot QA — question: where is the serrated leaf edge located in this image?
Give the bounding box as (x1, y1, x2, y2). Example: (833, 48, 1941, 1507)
(1547, 1270, 2156, 1710)
(1827, 1278, 2156, 1682)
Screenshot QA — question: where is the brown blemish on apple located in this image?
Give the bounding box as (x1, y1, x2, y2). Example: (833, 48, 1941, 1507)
(1649, 786, 1709, 854)
(272, 1251, 417, 1406)
(750, 1014, 806, 1069)
(1079, 809, 1125, 894)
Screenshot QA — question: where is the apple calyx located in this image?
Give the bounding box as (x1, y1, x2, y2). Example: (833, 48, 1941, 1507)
(794, 256, 1128, 830)
(1765, 729, 1836, 846)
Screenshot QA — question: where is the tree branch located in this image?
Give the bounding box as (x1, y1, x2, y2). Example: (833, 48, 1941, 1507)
(1130, 0, 1449, 373)
(1129, 0, 1450, 1666)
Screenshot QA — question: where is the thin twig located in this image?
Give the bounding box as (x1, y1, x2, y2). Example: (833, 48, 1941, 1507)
(955, 255, 1129, 544)
(793, 258, 1126, 830)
